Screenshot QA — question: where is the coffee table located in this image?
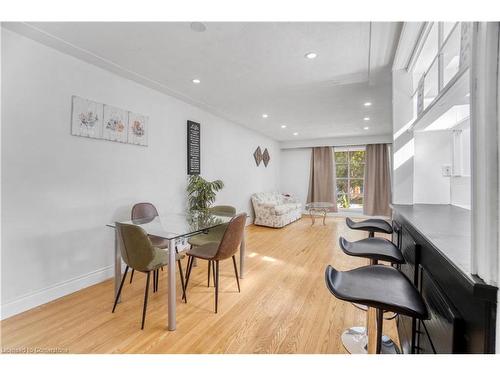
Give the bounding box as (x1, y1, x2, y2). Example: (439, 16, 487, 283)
(305, 202, 335, 225)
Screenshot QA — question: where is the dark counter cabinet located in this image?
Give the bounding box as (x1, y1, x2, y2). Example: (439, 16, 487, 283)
(392, 205, 497, 354)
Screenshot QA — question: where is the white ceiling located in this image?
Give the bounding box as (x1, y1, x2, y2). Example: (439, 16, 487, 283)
(4, 22, 401, 141)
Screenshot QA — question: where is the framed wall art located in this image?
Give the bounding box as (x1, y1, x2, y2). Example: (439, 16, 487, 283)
(102, 104, 128, 143)
(128, 112, 148, 146)
(71, 96, 103, 139)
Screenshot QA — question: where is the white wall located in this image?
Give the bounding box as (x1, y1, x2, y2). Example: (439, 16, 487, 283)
(392, 68, 415, 205)
(451, 176, 471, 209)
(1, 29, 280, 318)
(413, 130, 451, 204)
(391, 23, 424, 205)
(279, 148, 311, 206)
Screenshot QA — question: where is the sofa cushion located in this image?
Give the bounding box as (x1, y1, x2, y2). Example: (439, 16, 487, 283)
(273, 203, 300, 215)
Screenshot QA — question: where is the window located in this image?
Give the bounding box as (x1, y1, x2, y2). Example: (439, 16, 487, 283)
(335, 149, 365, 209)
(411, 22, 467, 119)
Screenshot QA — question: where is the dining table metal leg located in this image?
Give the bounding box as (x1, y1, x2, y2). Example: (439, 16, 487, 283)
(114, 228, 122, 303)
(239, 233, 246, 279)
(167, 238, 177, 331)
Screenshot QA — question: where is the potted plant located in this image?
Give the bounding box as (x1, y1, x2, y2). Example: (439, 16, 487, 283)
(186, 175, 224, 213)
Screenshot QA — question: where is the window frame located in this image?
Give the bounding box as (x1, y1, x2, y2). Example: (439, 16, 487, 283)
(334, 146, 366, 211)
(410, 22, 465, 118)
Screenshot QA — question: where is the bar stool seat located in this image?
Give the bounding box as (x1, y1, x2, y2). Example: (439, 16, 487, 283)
(338, 236, 404, 353)
(325, 264, 427, 354)
(339, 237, 404, 264)
(325, 264, 427, 318)
(346, 217, 393, 236)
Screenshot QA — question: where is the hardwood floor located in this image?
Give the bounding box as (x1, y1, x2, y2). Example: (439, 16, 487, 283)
(0, 217, 398, 354)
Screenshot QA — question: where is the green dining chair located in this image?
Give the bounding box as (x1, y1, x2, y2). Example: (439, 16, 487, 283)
(188, 205, 236, 288)
(182, 213, 246, 313)
(129, 202, 185, 297)
(112, 222, 185, 329)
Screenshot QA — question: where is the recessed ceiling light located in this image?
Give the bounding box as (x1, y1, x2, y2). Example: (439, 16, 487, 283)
(281, 125, 287, 129)
(305, 52, 317, 59)
(363, 126, 370, 130)
(364, 102, 372, 106)
(466, 93, 470, 97)
(190, 22, 207, 32)
(293, 132, 299, 136)
(262, 114, 269, 118)
(192, 79, 201, 84)
(363, 117, 370, 121)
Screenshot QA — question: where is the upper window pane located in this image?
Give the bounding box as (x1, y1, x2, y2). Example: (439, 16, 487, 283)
(442, 22, 458, 43)
(350, 163, 365, 178)
(335, 151, 348, 164)
(349, 150, 365, 163)
(412, 23, 439, 91)
(336, 164, 348, 178)
(442, 23, 461, 87)
(424, 57, 439, 109)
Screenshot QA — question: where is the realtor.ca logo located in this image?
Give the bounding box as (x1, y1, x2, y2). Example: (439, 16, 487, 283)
(2, 347, 69, 354)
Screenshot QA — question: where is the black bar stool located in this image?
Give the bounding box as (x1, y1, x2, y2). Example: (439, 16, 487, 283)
(338, 236, 405, 354)
(340, 237, 404, 265)
(325, 264, 427, 354)
(346, 217, 393, 238)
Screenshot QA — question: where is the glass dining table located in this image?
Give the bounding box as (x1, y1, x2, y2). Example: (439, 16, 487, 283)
(106, 211, 246, 331)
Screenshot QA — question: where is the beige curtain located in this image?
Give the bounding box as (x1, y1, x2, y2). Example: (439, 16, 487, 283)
(363, 144, 391, 216)
(307, 147, 337, 211)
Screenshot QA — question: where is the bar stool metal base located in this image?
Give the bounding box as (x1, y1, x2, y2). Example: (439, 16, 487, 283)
(341, 326, 400, 354)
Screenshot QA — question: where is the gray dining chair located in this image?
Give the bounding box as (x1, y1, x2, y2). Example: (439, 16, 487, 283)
(188, 205, 237, 288)
(182, 213, 246, 313)
(129, 202, 185, 296)
(112, 222, 185, 329)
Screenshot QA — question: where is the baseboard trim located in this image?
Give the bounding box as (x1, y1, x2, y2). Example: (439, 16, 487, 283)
(2, 218, 255, 320)
(1, 265, 115, 320)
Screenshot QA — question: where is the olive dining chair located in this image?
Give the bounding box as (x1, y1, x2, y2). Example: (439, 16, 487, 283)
(129, 202, 185, 296)
(182, 213, 246, 313)
(112, 222, 185, 329)
(188, 205, 236, 289)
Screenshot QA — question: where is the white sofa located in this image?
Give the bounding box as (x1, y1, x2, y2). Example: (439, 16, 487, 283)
(251, 192, 302, 228)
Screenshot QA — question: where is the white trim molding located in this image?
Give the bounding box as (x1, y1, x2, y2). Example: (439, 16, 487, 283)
(280, 134, 392, 150)
(470, 22, 499, 286)
(0, 265, 115, 320)
(392, 22, 426, 72)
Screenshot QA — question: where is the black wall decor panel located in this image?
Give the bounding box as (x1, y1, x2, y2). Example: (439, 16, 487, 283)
(187, 120, 200, 175)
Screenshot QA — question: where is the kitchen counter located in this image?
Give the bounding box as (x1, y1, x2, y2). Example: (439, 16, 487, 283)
(392, 204, 497, 353)
(391, 203, 472, 278)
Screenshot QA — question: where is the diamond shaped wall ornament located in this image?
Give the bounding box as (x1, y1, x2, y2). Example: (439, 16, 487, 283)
(253, 146, 263, 166)
(262, 148, 270, 167)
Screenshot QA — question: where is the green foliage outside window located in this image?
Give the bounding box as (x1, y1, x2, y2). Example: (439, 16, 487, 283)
(335, 150, 365, 209)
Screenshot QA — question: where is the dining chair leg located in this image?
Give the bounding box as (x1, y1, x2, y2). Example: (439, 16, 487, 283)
(112, 266, 129, 313)
(177, 260, 186, 300)
(215, 260, 219, 313)
(152, 270, 156, 293)
(182, 256, 194, 302)
(155, 269, 159, 292)
(232, 255, 241, 292)
(212, 260, 216, 288)
(129, 269, 135, 284)
(207, 261, 211, 287)
(141, 271, 151, 330)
